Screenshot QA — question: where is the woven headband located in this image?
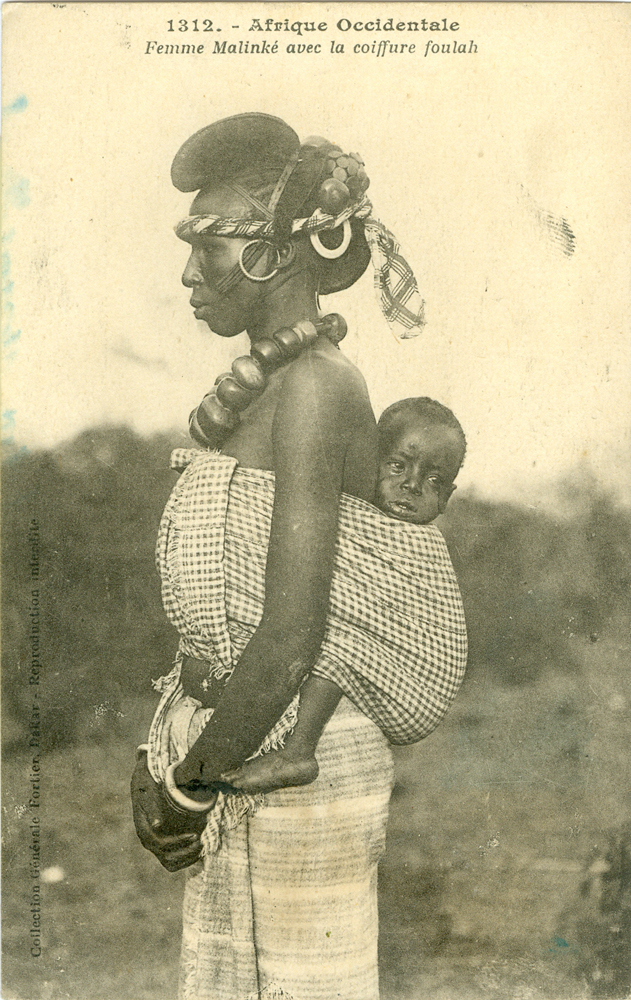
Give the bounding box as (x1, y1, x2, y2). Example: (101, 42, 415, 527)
(175, 197, 425, 340)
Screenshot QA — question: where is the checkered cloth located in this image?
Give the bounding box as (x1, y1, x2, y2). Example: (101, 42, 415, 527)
(178, 697, 393, 1000)
(153, 450, 467, 748)
(175, 195, 425, 340)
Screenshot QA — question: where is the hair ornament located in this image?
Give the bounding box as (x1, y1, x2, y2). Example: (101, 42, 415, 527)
(312, 146, 370, 215)
(310, 219, 352, 260)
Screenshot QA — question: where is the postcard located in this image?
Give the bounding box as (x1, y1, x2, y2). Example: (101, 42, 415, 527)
(2, 4, 630, 999)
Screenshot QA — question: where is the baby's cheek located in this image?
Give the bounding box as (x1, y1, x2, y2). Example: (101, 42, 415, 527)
(377, 472, 397, 493)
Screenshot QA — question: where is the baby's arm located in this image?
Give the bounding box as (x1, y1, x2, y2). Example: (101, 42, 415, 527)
(222, 676, 342, 794)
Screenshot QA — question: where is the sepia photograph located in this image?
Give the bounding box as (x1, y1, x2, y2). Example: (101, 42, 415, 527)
(2, 4, 630, 999)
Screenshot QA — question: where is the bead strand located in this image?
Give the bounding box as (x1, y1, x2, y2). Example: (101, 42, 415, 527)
(189, 313, 347, 449)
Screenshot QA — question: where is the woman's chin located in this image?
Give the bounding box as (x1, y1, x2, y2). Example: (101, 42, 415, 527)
(194, 311, 243, 338)
(210, 327, 244, 339)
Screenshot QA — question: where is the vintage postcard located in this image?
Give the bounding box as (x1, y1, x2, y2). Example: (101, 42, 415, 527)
(2, 3, 630, 999)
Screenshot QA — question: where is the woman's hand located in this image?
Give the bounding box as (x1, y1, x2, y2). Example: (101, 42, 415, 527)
(130, 751, 209, 872)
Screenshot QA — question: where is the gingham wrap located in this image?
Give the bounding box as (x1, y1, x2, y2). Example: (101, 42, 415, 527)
(178, 697, 393, 1000)
(153, 449, 467, 747)
(175, 195, 425, 340)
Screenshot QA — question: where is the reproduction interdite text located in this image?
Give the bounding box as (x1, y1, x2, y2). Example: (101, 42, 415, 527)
(28, 519, 43, 958)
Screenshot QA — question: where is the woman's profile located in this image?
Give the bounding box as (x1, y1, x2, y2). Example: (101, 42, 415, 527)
(130, 112, 466, 1000)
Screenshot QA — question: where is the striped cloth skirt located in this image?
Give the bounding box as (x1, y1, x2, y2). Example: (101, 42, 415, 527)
(178, 697, 394, 1000)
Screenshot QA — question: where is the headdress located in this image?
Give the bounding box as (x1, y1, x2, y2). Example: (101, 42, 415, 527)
(173, 113, 425, 340)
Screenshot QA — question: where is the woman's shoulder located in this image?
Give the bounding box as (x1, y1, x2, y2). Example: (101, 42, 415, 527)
(260, 339, 376, 498)
(282, 340, 373, 414)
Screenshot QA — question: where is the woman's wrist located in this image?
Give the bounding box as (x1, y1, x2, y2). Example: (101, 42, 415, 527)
(173, 759, 194, 787)
(164, 761, 216, 814)
(173, 759, 220, 803)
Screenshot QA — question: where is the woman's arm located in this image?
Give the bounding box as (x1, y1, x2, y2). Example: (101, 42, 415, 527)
(174, 352, 365, 789)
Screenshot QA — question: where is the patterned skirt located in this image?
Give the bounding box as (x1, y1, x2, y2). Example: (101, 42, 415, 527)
(178, 697, 394, 1000)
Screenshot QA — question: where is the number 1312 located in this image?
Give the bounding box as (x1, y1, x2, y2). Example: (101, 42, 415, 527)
(167, 20, 214, 31)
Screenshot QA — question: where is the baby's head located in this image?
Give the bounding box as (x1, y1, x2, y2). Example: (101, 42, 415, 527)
(376, 398, 466, 525)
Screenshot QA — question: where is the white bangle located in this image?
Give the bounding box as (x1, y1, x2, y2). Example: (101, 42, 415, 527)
(164, 760, 216, 815)
(136, 743, 149, 760)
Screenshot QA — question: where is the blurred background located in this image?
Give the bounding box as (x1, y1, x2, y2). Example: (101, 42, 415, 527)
(2, 4, 630, 999)
(2, 427, 631, 999)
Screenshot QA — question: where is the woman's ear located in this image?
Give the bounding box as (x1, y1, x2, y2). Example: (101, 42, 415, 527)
(277, 241, 297, 270)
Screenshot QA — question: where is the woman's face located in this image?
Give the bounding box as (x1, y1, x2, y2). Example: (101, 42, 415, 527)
(180, 186, 268, 338)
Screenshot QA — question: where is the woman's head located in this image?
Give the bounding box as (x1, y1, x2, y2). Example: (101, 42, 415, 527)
(174, 114, 372, 334)
(179, 182, 294, 338)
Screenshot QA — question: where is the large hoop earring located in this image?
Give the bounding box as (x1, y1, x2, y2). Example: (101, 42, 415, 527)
(239, 240, 281, 282)
(310, 220, 352, 260)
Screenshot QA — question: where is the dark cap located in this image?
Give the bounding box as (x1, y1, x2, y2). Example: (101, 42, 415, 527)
(171, 113, 300, 193)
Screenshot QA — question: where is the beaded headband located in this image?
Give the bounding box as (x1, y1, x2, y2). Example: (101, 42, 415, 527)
(176, 195, 425, 340)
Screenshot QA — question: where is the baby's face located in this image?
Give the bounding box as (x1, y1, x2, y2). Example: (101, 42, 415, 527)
(376, 420, 465, 524)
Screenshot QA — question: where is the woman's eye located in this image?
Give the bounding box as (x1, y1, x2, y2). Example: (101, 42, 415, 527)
(427, 476, 441, 489)
(389, 461, 404, 474)
(199, 238, 221, 255)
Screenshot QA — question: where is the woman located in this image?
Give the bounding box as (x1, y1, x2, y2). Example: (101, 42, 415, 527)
(131, 113, 442, 1000)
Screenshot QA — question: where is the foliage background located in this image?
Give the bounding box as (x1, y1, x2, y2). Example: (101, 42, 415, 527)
(2, 426, 631, 1000)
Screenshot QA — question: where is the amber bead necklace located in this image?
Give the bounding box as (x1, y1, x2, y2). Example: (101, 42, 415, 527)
(189, 313, 347, 449)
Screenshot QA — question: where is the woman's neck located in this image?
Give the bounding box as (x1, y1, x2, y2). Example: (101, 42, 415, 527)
(246, 269, 320, 343)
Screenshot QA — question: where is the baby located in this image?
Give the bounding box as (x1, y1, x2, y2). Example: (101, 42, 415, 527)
(222, 397, 466, 794)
